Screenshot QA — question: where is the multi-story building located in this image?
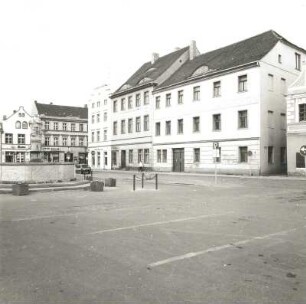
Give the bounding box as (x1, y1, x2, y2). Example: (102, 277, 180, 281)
(287, 62, 306, 176)
(88, 84, 112, 170)
(1, 106, 33, 163)
(109, 43, 199, 169)
(32, 101, 88, 163)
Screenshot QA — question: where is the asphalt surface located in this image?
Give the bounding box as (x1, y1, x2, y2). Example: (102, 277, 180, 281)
(1, 172, 306, 303)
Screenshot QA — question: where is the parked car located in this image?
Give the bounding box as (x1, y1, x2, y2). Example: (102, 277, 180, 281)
(75, 164, 91, 174)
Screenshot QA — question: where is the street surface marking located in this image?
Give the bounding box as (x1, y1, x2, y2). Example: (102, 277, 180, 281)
(88, 211, 234, 235)
(147, 227, 300, 268)
(7, 213, 83, 222)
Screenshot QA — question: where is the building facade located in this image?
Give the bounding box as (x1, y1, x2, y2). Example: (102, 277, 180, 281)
(287, 62, 306, 176)
(87, 84, 112, 170)
(32, 101, 88, 163)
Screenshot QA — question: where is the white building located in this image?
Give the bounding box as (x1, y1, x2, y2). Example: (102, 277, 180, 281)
(287, 62, 306, 176)
(1, 106, 32, 163)
(88, 84, 112, 170)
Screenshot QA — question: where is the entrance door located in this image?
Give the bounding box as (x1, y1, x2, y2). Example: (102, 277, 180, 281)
(173, 148, 184, 172)
(121, 150, 126, 168)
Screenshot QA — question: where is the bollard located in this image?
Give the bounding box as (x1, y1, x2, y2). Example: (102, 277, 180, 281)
(142, 173, 144, 189)
(90, 181, 104, 192)
(133, 174, 136, 191)
(155, 174, 158, 190)
(105, 178, 116, 187)
(12, 183, 29, 196)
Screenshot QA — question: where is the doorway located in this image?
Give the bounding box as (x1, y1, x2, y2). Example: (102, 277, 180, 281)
(121, 150, 126, 168)
(173, 148, 184, 172)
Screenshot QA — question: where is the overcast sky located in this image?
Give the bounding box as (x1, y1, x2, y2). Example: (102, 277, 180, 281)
(0, 0, 305, 117)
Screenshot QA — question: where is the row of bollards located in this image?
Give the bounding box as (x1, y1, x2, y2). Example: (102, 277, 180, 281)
(133, 173, 158, 191)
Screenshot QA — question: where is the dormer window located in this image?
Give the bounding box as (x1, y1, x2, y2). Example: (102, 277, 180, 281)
(278, 54, 282, 64)
(120, 84, 131, 91)
(138, 77, 152, 85)
(191, 65, 211, 77)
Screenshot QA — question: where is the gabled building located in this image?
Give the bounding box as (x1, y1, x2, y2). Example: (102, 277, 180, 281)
(109, 43, 199, 169)
(287, 62, 306, 176)
(152, 30, 306, 175)
(32, 101, 88, 163)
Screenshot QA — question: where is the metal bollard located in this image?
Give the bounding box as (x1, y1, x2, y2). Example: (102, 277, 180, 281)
(155, 174, 158, 190)
(133, 174, 136, 191)
(142, 173, 144, 189)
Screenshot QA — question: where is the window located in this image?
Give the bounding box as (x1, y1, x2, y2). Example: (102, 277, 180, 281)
(136, 117, 141, 132)
(92, 102, 95, 108)
(79, 124, 84, 132)
(63, 137, 67, 146)
(213, 81, 221, 97)
(91, 132, 94, 142)
(144, 115, 149, 131)
(238, 110, 248, 129)
(71, 137, 76, 146)
(155, 96, 160, 109)
(101, 113, 106, 123)
(16, 121, 21, 129)
(239, 146, 248, 163)
(97, 152, 101, 166)
(128, 96, 133, 109)
(193, 86, 200, 101)
(299, 104, 306, 121)
(71, 123, 75, 131)
(162, 150, 167, 162)
(214, 147, 221, 163)
(97, 101, 100, 107)
(296, 153, 305, 168)
(45, 121, 49, 130)
(104, 99, 107, 105)
(121, 120, 126, 134)
(16, 152, 25, 163)
(144, 149, 149, 164)
(54, 137, 58, 146)
(129, 150, 133, 163)
(125, 118, 132, 134)
(138, 149, 143, 163)
(280, 147, 286, 165)
(92, 152, 95, 166)
(268, 110, 274, 128)
(18, 113, 25, 117)
(268, 74, 274, 91)
(194, 148, 200, 163)
(165, 121, 171, 135)
(18, 134, 25, 144)
(177, 119, 183, 134)
(144, 91, 149, 105)
(281, 78, 286, 95)
(136, 94, 141, 107)
(213, 114, 221, 131)
(22, 121, 28, 129)
(121, 98, 126, 111)
(5, 134, 13, 144)
(97, 113, 100, 123)
(193, 117, 200, 133)
(113, 121, 118, 135)
(113, 100, 118, 112)
(155, 122, 160, 136)
(295, 53, 301, 70)
(278, 54, 282, 63)
(53, 122, 58, 130)
(45, 137, 50, 146)
(157, 150, 162, 163)
(268, 146, 274, 164)
(103, 129, 107, 141)
(280, 113, 286, 130)
(63, 123, 67, 131)
(178, 90, 183, 104)
(238, 75, 247, 92)
(166, 94, 171, 107)
(92, 115, 95, 124)
(97, 130, 100, 142)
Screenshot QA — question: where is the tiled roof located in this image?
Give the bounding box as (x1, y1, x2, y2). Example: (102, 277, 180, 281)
(114, 47, 189, 94)
(157, 30, 304, 90)
(35, 101, 88, 119)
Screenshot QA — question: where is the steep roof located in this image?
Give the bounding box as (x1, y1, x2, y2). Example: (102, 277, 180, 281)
(35, 101, 88, 119)
(114, 46, 189, 94)
(157, 30, 305, 90)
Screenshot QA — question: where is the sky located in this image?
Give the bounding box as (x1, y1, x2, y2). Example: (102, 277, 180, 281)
(0, 0, 306, 118)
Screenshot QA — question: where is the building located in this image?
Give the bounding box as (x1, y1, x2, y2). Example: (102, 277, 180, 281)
(109, 43, 199, 169)
(0, 106, 33, 163)
(88, 84, 112, 170)
(287, 62, 306, 176)
(32, 101, 88, 163)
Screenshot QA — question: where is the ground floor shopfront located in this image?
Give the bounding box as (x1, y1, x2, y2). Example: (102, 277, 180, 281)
(287, 133, 306, 176)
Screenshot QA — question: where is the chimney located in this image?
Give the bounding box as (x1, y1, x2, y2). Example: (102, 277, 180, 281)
(84, 104, 87, 108)
(3, 115, 7, 120)
(151, 53, 159, 64)
(50, 102, 53, 105)
(13, 110, 17, 114)
(189, 40, 197, 60)
(174, 47, 180, 51)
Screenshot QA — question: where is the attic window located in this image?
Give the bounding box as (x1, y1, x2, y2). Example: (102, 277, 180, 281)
(120, 84, 131, 91)
(146, 68, 156, 73)
(138, 77, 152, 85)
(191, 65, 211, 77)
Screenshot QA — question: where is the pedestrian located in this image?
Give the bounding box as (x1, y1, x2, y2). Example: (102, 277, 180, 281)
(138, 160, 143, 172)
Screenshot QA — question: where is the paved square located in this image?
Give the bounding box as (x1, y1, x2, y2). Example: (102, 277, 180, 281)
(1, 174, 306, 303)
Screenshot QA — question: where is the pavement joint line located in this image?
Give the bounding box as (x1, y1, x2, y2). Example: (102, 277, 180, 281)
(147, 227, 302, 269)
(87, 211, 234, 235)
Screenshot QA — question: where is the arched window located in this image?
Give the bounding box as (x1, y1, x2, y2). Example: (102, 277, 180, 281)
(191, 65, 211, 77)
(15, 121, 21, 129)
(22, 121, 28, 129)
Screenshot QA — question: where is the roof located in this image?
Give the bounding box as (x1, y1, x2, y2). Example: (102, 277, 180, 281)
(35, 101, 88, 119)
(113, 46, 189, 94)
(157, 30, 306, 90)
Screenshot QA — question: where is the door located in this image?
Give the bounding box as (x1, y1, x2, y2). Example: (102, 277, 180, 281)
(173, 148, 184, 172)
(121, 150, 126, 168)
